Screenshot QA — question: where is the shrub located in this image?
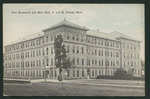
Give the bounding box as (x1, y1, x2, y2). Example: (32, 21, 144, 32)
(96, 75, 114, 79)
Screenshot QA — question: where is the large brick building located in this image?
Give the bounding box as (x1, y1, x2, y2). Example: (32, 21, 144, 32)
(3, 19, 142, 79)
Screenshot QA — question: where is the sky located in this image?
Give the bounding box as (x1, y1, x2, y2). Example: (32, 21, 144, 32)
(3, 4, 145, 60)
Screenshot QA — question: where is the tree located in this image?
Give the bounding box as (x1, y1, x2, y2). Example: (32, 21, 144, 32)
(54, 34, 72, 81)
(114, 68, 133, 80)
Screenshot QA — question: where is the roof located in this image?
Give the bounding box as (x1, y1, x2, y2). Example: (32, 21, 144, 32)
(86, 30, 118, 41)
(42, 19, 89, 32)
(6, 31, 44, 46)
(110, 31, 141, 42)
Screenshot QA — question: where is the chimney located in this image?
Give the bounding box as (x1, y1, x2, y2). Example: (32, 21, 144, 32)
(83, 26, 86, 28)
(97, 29, 99, 31)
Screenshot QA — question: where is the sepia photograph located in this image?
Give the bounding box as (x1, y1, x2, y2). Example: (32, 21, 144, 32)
(3, 4, 145, 96)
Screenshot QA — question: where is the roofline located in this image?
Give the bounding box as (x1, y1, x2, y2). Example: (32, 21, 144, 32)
(117, 37, 141, 42)
(42, 24, 89, 32)
(4, 35, 44, 47)
(87, 34, 119, 42)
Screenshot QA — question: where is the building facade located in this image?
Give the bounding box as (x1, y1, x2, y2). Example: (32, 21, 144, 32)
(3, 19, 142, 79)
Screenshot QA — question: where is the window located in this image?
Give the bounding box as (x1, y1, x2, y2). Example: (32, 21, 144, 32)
(72, 34, 75, 40)
(105, 61, 107, 66)
(95, 60, 97, 65)
(73, 46, 75, 53)
(39, 60, 41, 67)
(99, 60, 101, 66)
(43, 49, 45, 56)
(92, 38, 93, 44)
(95, 70, 97, 76)
(82, 59, 84, 65)
(5, 56, 7, 60)
(32, 61, 35, 67)
(43, 37, 45, 43)
(82, 47, 84, 54)
(77, 58, 79, 65)
(39, 50, 41, 56)
(73, 58, 75, 65)
(51, 47, 53, 54)
(67, 71, 69, 77)
(36, 50, 38, 56)
(77, 70, 79, 77)
(95, 39, 96, 44)
(73, 71, 75, 77)
(33, 51, 35, 57)
(99, 70, 101, 75)
(107, 41, 109, 46)
(131, 62, 133, 67)
(82, 71, 84, 77)
(67, 34, 69, 39)
(36, 60, 38, 67)
(28, 61, 29, 67)
(77, 47, 79, 53)
(31, 61, 32, 67)
(51, 35, 53, 41)
(51, 59, 53, 65)
(116, 52, 119, 57)
(81, 35, 83, 42)
(127, 45, 129, 49)
(43, 71, 45, 77)
(92, 60, 94, 65)
(51, 71, 53, 77)
(92, 70, 94, 76)
(95, 50, 97, 55)
(113, 61, 115, 66)
(36, 39, 39, 45)
(76, 35, 79, 41)
(67, 45, 69, 53)
(116, 42, 118, 48)
(46, 36, 48, 42)
(55, 71, 57, 77)
(111, 61, 113, 66)
(31, 51, 32, 57)
(39, 38, 41, 45)
(47, 48, 48, 55)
